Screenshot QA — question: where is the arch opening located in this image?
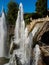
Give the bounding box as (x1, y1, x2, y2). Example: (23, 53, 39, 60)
(41, 31, 49, 45)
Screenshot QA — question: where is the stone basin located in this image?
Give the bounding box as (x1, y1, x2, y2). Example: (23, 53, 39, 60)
(0, 57, 9, 64)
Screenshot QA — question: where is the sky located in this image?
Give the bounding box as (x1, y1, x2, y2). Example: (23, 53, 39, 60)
(0, 0, 49, 13)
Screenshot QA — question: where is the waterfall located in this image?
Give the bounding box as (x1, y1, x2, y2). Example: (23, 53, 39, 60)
(33, 44, 40, 65)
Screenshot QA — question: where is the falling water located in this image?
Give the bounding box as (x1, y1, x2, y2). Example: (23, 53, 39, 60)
(5, 2, 41, 65)
(0, 2, 43, 65)
(14, 11, 20, 44)
(33, 44, 40, 65)
(14, 3, 26, 65)
(13, 3, 33, 65)
(25, 32, 33, 65)
(0, 7, 9, 58)
(4, 63, 9, 65)
(9, 54, 16, 65)
(14, 3, 25, 44)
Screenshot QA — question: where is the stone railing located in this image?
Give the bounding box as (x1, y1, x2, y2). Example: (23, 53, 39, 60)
(27, 16, 49, 33)
(32, 16, 49, 22)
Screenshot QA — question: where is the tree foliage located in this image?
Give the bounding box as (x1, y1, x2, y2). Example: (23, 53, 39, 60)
(7, 1, 19, 25)
(36, 0, 47, 17)
(24, 13, 32, 26)
(32, 12, 42, 19)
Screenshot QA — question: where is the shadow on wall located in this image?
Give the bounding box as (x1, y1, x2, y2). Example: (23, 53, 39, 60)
(41, 31, 49, 45)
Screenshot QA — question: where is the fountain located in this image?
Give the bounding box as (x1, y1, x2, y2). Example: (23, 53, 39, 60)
(14, 3, 25, 44)
(0, 7, 9, 64)
(0, 2, 45, 65)
(14, 11, 20, 44)
(9, 3, 33, 65)
(0, 2, 46, 65)
(33, 44, 41, 65)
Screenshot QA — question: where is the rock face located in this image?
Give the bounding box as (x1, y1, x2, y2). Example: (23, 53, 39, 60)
(30, 20, 49, 65)
(40, 46, 49, 56)
(32, 46, 49, 65)
(36, 21, 49, 65)
(40, 46, 49, 65)
(43, 56, 49, 65)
